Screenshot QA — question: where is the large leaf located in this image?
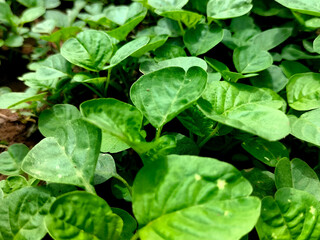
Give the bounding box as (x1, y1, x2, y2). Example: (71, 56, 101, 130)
(45, 191, 123, 240)
(80, 98, 145, 152)
(287, 73, 320, 111)
(61, 30, 113, 71)
(242, 138, 289, 167)
(207, 0, 253, 19)
(130, 66, 207, 128)
(22, 119, 101, 190)
(0, 144, 29, 175)
(275, 158, 320, 201)
(274, 0, 320, 17)
(198, 81, 290, 141)
(256, 188, 320, 239)
(183, 23, 223, 56)
(133, 155, 261, 240)
(0, 187, 54, 240)
(233, 46, 273, 73)
(290, 109, 320, 147)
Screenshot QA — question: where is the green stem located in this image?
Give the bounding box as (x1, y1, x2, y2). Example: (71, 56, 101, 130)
(198, 123, 220, 148)
(104, 68, 112, 97)
(131, 231, 140, 240)
(82, 83, 104, 98)
(178, 20, 185, 35)
(114, 174, 132, 197)
(155, 126, 163, 140)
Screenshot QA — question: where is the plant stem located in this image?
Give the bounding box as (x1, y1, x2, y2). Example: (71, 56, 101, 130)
(198, 123, 220, 148)
(82, 83, 104, 98)
(155, 126, 163, 140)
(104, 68, 112, 97)
(114, 174, 132, 197)
(131, 231, 140, 240)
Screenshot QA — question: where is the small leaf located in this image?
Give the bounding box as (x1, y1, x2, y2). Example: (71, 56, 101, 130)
(0, 144, 29, 175)
(158, 9, 202, 28)
(0, 175, 29, 195)
(233, 46, 273, 73)
(275, 158, 320, 200)
(183, 23, 224, 56)
(61, 30, 113, 71)
(20, 6, 45, 24)
(274, 0, 320, 17)
(207, 0, 253, 19)
(94, 153, 117, 185)
(256, 188, 320, 239)
(287, 72, 320, 111)
(0, 187, 54, 240)
(133, 155, 261, 240)
(130, 66, 207, 128)
(314, 35, 320, 54)
(147, 0, 188, 9)
(45, 191, 123, 240)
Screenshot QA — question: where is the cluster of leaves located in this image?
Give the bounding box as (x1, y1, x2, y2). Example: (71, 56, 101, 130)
(1, 0, 320, 239)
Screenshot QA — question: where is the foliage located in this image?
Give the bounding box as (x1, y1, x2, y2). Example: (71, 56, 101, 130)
(1, 0, 320, 239)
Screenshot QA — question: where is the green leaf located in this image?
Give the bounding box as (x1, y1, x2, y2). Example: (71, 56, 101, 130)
(131, 35, 168, 58)
(280, 60, 311, 78)
(0, 88, 40, 109)
(101, 131, 130, 153)
(22, 119, 101, 190)
(251, 27, 292, 51)
(45, 191, 123, 240)
(0, 143, 29, 175)
(233, 46, 273, 73)
(61, 30, 113, 71)
(140, 56, 207, 74)
(250, 65, 288, 92)
(4, 34, 24, 47)
(17, 0, 41, 8)
(133, 155, 261, 240)
(0, 175, 29, 195)
(242, 138, 289, 167)
(158, 9, 202, 28)
(256, 188, 320, 239)
(242, 168, 276, 199)
(198, 81, 290, 141)
(0, 187, 54, 240)
(287, 73, 320, 111)
(94, 153, 117, 185)
(20, 6, 45, 24)
(147, 0, 188, 9)
(290, 109, 320, 147)
(130, 66, 207, 128)
(314, 35, 320, 54)
(0, 2, 14, 25)
(112, 208, 137, 240)
(274, 0, 320, 17)
(80, 98, 145, 152)
(32, 19, 55, 34)
(183, 23, 223, 56)
(207, 0, 253, 19)
(45, 10, 69, 27)
(281, 44, 320, 61)
(38, 104, 81, 137)
(275, 158, 320, 200)
(41, 26, 81, 43)
(105, 36, 150, 69)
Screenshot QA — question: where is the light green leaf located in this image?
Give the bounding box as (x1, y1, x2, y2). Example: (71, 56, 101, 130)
(31, 19, 55, 34)
(274, 0, 320, 17)
(0, 2, 13, 25)
(251, 27, 292, 51)
(250, 65, 288, 92)
(287, 73, 320, 111)
(131, 35, 168, 58)
(314, 35, 320, 54)
(256, 188, 320, 239)
(233, 46, 273, 73)
(275, 158, 320, 200)
(140, 56, 207, 74)
(0, 144, 29, 175)
(41, 26, 81, 44)
(61, 30, 113, 71)
(133, 155, 261, 240)
(20, 6, 45, 24)
(80, 98, 145, 152)
(22, 119, 101, 190)
(0, 175, 29, 195)
(130, 66, 207, 128)
(94, 153, 117, 185)
(183, 23, 223, 56)
(0, 88, 39, 109)
(38, 104, 81, 137)
(4, 34, 24, 47)
(242, 138, 289, 167)
(101, 131, 130, 153)
(45, 191, 123, 240)
(17, 0, 40, 8)
(45, 10, 69, 27)
(290, 109, 320, 147)
(104, 2, 145, 25)
(198, 81, 290, 141)
(207, 0, 253, 19)
(158, 9, 202, 28)
(0, 187, 54, 240)
(147, 0, 188, 9)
